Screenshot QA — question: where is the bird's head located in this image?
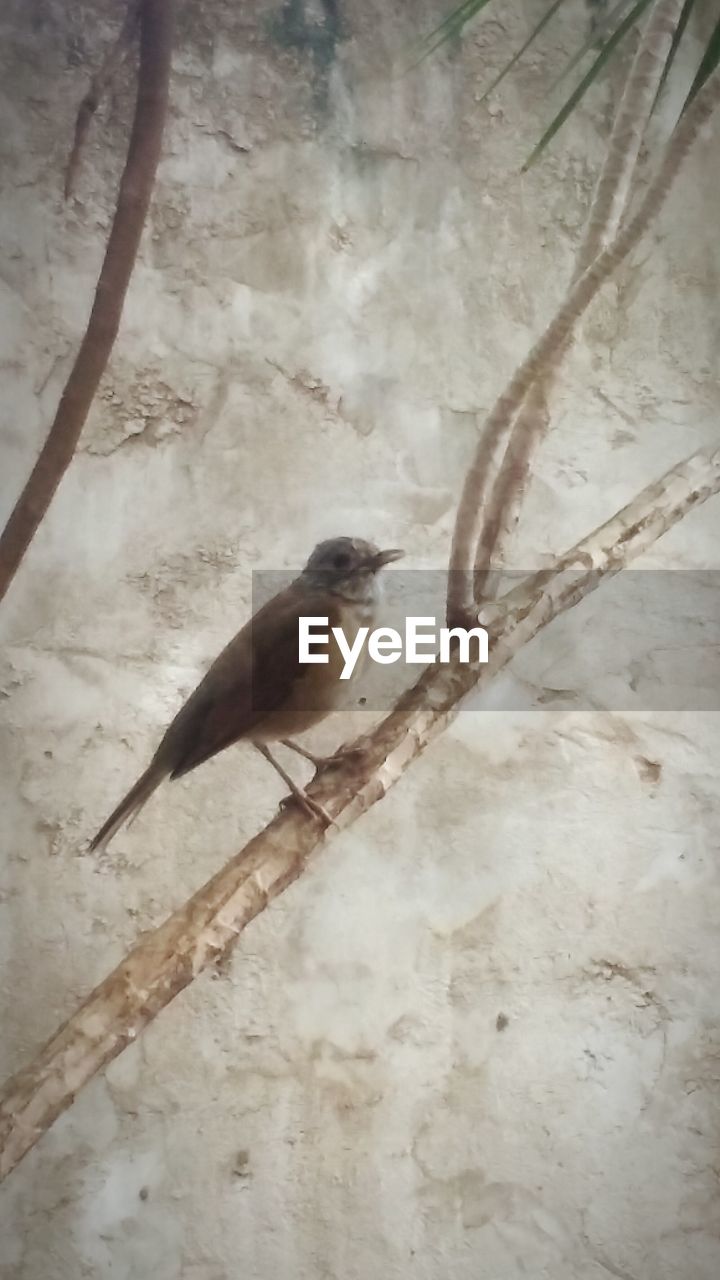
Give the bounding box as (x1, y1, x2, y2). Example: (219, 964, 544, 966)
(302, 537, 404, 600)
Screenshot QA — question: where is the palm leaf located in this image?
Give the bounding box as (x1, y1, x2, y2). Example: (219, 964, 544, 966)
(522, 0, 654, 170)
(421, 0, 720, 168)
(478, 0, 571, 104)
(682, 7, 720, 109)
(415, 0, 495, 64)
(550, 0, 634, 92)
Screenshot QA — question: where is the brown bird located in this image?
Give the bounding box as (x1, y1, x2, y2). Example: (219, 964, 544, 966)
(89, 537, 403, 852)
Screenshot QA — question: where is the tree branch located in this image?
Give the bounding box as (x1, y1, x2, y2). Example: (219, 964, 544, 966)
(447, 43, 719, 624)
(472, 378, 550, 602)
(579, 0, 685, 273)
(473, 0, 685, 605)
(2, 442, 719, 1182)
(64, 0, 141, 200)
(0, 0, 174, 607)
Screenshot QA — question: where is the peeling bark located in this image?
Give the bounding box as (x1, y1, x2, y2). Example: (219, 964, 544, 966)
(1, 443, 719, 1182)
(0, 0, 174, 606)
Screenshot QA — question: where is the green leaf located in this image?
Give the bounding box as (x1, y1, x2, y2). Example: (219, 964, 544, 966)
(522, 0, 654, 171)
(682, 8, 720, 111)
(549, 0, 634, 93)
(478, 0, 571, 103)
(415, 0, 496, 65)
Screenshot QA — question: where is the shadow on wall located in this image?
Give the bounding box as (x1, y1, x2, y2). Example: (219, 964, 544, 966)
(267, 0, 346, 110)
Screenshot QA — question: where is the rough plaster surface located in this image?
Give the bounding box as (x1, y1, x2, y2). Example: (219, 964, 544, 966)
(1, 1, 719, 1277)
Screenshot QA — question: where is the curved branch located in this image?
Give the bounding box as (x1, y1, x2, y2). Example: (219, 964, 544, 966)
(473, 0, 685, 605)
(579, 0, 685, 272)
(0, 0, 174, 607)
(472, 378, 550, 602)
(1, 442, 719, 1182)
(447, 49, 719, 624)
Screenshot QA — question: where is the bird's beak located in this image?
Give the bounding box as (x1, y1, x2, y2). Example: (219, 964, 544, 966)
(371, 547, 405, 569)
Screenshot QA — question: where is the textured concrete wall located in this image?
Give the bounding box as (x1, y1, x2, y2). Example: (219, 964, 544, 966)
(1, 2, 719, 1278)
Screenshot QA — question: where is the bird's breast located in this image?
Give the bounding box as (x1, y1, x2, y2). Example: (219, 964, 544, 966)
(253, 599, 376, 741)
(293, 598, 375, 708)
(330, 598, 375, 683)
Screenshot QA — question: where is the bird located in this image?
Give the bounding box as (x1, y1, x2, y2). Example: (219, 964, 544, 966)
(89, 536, 404, 853)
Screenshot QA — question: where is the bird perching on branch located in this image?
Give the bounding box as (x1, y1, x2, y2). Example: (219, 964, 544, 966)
(89, 537, 404, 851)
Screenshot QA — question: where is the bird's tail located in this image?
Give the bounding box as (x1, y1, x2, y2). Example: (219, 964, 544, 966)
(89, 761, 168, 854)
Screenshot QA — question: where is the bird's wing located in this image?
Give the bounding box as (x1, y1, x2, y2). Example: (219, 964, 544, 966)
(160, 584, 340, 780)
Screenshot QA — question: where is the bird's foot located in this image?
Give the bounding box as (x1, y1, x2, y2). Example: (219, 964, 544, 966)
(255, 742, 336, 828)
(281, 739, 367, 772)
(280, 788, 336, 828)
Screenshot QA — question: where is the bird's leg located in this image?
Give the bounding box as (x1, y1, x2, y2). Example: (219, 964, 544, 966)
(280, 738, 366, 772)
(254, 743, 335, 828)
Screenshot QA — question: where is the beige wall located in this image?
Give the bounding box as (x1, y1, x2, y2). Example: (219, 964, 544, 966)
(1, 2, 719, 1277)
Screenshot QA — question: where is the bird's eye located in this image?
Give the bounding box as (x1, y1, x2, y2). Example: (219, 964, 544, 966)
(333, 552, 351, 570)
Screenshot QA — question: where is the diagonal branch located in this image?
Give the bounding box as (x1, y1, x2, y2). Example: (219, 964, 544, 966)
(0, 0, 174, 607)
(64, 0, 141, 200)
(447, 33, 718, 624)
(2, 442, 719, 1182)
(473, 0, 685, 604)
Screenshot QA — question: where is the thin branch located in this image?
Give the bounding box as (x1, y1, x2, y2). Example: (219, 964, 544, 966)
(447, 58, 720, 624)
(2, 442, 719, 1182)
(473, 378, 550, 602)
(64, 0, 141, 200)
(473, 0, 686, 604)
(0, 0, 174, 607)
(578, 0, 685, 272)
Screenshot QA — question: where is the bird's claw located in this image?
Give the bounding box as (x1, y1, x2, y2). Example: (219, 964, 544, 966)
(280, 739, 367, 774)
(279, 790, 337, 829)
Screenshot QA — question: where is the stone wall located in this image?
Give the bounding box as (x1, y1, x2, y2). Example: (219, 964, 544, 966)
(1, 2, 719, 1277)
